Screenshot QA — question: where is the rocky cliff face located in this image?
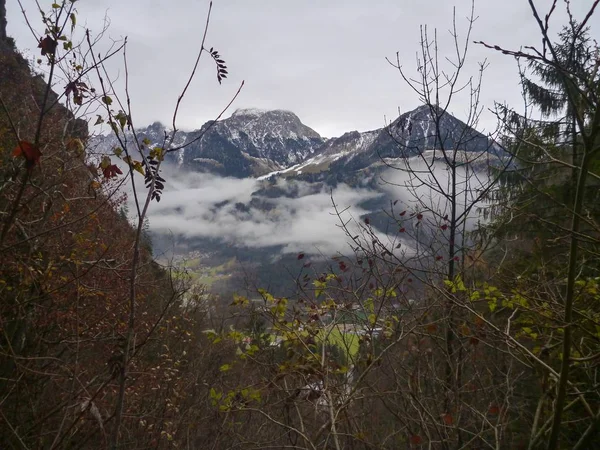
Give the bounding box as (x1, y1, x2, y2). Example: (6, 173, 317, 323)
(0, 27, 87, 142)
(181, 109, 324, 177)
(92, 109, 325, 178)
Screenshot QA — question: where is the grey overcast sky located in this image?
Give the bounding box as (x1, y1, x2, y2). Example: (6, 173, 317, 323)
(6, 1, 600, 138)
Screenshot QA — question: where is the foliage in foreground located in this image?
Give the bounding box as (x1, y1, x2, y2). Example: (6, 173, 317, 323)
(0, 1, 599, 450)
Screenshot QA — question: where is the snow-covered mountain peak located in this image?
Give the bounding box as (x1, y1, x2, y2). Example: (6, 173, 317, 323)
(230, 108, 299, 122)
(173, 107, 326, 177)
(231, 108, 269, 118)
(227, 108, 315, 135)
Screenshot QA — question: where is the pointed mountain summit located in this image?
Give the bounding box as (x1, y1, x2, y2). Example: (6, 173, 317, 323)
(374, 104, 492, 156)
(327, 104, 495, 173)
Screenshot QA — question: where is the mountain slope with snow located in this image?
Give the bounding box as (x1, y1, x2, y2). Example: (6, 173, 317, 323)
(328, 104, 496, 173)
(181, 109, 325, 177)
(91, 109, 326, 178)
(91, 104, 500, 181)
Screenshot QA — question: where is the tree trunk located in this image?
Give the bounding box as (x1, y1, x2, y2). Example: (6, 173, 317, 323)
(0, 0, 7, 41)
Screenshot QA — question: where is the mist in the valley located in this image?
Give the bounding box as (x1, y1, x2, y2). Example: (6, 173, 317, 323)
(141, 167, 388, 257)
(379, 152, 494, 232)
(135, 153, 493, 261)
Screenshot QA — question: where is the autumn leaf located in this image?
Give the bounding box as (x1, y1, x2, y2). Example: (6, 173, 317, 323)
(65, 81, 89, 105)
(442, 413, 453, 425)
(130, 160, 145, 176)
(488, 405, 500, 415)
(103, 164, 122, 178)
(297, 253, 305, 260)
(13, 141, 42, 170)
(66, 138, 85, 156)
(459, 323, 471, 336)
(38, 36, 58, 56)
(409, 435, 423, 445)
(417, 213, 423, 220)
(440, 224, 448, 230)
(399, 227, 406, 233)
(100, 157, 122, 178)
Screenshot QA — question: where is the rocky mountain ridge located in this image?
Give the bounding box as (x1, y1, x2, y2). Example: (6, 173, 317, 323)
(257, 105, 500, 180)
(92, 104, 498, 180)
(180, 108, 325, 177)
(92, 108, 326, 178)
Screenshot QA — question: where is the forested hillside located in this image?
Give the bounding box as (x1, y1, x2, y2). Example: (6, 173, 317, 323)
(1, 1, 599, 450)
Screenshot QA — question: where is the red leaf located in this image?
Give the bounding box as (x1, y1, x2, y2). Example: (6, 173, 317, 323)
(13, 141, 42, 170)
(409, 435, 423, 445)
(489, 405, 500, 415)
(38, 36, 58, 56)
(65, 81, 77, 97)
(442, 413, 453, 425)
(440, 224, 448, 230)
(102, 164, 123, 179)
(400, 210, 406, 216)
(297, 253, 305, 260)
(417, 213, 423, 220)
(436, 255, 443, 261)
(399, 227, 406, 233)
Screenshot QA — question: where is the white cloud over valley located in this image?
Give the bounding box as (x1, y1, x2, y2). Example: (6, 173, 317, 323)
(143, 169, 387, 256)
